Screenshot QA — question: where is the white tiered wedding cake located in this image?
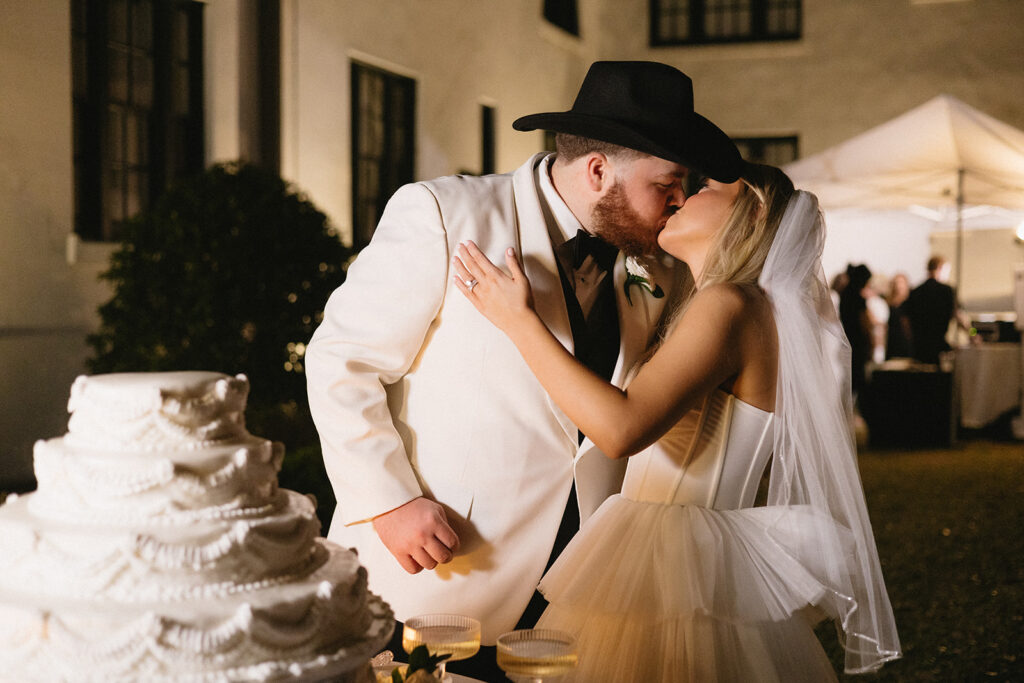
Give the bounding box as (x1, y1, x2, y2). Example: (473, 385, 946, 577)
(0, 371, 393, 682)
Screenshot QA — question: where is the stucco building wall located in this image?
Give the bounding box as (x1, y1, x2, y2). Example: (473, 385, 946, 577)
(599, 0, 1024, 156)
(1, 2, 109, 487)
(278, 0, 602, 243)
(1, 0, 1022, 485)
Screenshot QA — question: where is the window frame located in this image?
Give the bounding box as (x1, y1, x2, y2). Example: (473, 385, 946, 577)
(732, 135, 800, 166)
(650, 0, 802, 47)
(350, 60, 417, 250)
(543, 0, 580, 36)
(481, 104, 496, 175)
(72, 0, 204, 242)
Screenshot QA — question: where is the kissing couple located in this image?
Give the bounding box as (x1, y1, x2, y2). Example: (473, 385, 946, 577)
(307, 61, 901, 682)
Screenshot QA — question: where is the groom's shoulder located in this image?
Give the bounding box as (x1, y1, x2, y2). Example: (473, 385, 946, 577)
(416, 167, 517, 206)
(385, 154, 540, 222)
(415, 154, 541, 207)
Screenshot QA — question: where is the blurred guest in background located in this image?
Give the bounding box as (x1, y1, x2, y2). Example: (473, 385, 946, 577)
(866, 274, 890, 364)
(839, 263, 877, 403)
(885, 273, 913, 359)
(904, 256, 956, 365)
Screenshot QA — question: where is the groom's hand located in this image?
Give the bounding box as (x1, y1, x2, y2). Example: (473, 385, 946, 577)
(372, 497, 460, 574)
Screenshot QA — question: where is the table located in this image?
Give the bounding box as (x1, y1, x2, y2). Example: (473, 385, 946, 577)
(864, 365, 955, 448)
(956, 343, 1022, 428)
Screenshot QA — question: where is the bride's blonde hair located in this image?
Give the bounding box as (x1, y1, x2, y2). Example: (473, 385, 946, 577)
(640, 163, 794, 365)
(698, 162, 795, 289)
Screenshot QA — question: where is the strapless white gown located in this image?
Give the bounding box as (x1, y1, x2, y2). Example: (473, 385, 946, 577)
(536, 390, 842, 682)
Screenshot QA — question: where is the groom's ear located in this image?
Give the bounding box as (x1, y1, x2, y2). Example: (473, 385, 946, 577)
(583, 152, 612, 193)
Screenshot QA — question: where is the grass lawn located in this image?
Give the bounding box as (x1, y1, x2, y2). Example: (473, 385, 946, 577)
(816, 438, 1023, 682)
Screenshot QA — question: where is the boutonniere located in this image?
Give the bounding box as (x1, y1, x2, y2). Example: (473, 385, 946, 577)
(624, 255, 664, 305)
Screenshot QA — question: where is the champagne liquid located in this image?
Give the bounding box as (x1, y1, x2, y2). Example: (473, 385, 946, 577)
(374, 664, 406, 683)
(402, 625, 481, 662)
(496, 641, 578, 677)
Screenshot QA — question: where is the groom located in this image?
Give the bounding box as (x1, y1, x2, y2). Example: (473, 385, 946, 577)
(306, 61, 740, 678)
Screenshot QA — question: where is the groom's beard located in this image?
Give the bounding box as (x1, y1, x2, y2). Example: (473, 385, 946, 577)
(590, 182, 667, 257)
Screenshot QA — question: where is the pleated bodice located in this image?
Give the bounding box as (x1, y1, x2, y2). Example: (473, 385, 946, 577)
(620, 390, 774, 510)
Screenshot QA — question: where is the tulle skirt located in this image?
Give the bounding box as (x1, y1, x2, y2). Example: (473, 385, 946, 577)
(535, 495, 843, 683)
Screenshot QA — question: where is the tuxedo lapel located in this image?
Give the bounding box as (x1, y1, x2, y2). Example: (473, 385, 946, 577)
(610, 254, 673, 388)
(512, 155, 577, 447)
(512, 155, 573, 353)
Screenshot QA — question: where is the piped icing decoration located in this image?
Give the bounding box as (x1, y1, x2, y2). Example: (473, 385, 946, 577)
(162, 604, 255, 654)
(131, 506, 320, 573)
(65, 372, 250, 451)
(28, 439, 285, 524)
(33, 442, 178, 498)
(0, 514, 331, 602)
(0, 588, 395, 681)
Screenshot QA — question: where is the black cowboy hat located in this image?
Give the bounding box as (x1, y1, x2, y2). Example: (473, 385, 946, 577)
(513, 61, 742, 182)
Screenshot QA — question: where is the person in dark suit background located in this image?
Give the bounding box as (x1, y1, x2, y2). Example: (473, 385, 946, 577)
(839, 263, 876, 402)
(904, 256, 957, 364)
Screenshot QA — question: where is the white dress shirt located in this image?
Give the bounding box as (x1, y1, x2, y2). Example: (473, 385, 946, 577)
(536, 154, 612, 320)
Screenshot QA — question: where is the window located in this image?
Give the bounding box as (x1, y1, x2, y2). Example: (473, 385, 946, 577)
(651, 0, 801, 46)
(481, 105, 496, 175)
(72, 0, 204, 241)
(733, 136, 799, 166)
(351, 62, 416, 249)
(255, 0, 281, 172)
(544, 0, 580, 36)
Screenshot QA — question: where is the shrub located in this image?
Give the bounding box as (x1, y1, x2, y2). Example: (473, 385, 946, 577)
(88, 161, 350, 444)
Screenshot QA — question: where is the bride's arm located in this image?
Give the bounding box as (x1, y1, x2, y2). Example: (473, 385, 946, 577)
(453, 241, 745, 459)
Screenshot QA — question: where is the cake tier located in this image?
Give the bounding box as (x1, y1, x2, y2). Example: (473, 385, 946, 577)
(65, 372, 250, 452)
(30, 435, 283, 522)
(0, 542, 394, 682)
(0, 490, 324, 602)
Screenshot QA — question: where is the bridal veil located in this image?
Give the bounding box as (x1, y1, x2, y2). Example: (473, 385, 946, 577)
(759, 190, 902, 673)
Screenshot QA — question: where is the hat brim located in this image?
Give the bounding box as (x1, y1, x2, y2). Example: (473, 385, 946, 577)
(513, 111, 741, 183)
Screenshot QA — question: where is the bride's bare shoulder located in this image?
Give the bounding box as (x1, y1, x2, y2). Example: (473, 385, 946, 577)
(683, 283, 776, 347)
(689, 282, 770, 320)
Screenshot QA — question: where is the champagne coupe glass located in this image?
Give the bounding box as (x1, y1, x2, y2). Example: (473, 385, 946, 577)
(496, 629, 578, 683)
(402, 614, 481, 680)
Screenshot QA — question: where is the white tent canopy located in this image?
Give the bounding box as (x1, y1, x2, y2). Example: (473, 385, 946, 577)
(784, 95, 1024, 300)
(785, 94, 1024, 211)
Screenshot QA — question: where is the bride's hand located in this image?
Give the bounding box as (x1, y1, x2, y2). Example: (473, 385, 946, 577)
(453, 241, 535, 335)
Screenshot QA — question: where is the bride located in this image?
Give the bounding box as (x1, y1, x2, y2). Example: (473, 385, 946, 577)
(453, 162, 901, 681)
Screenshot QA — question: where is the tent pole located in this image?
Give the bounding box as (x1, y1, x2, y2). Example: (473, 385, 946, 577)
(956, 167, 964, 293)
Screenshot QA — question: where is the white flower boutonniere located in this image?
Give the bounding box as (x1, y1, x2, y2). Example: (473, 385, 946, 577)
(624, 255, 665, 305)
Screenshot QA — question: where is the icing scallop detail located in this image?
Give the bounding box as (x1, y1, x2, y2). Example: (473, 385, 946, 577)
(0, 594, 393, 682)
(65, 373, 250, 452)
(0, 495, 333, 603)
(131, 507, 320, 574)
(28, 439, 285, 524)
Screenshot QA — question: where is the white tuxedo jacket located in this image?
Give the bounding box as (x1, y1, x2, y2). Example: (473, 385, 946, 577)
(306, 154, 679, 643)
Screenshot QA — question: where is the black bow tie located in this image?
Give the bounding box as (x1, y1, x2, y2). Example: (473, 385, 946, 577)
(567, 229, 618, 272)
